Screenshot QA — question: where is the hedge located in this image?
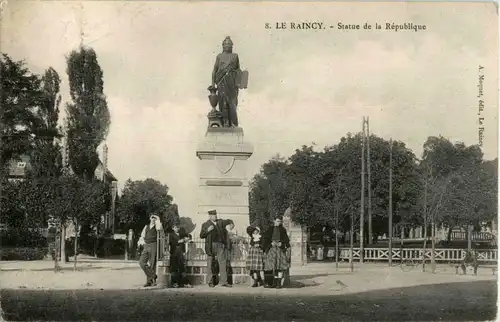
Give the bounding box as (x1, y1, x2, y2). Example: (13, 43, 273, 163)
(0, 229, 48, 248)
(0, 247, 48, 261)
(65, 237, 126, 258)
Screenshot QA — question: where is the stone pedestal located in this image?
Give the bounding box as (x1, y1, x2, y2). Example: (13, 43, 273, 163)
(283, 215, 307, 267)
(194, 127, 254, 238)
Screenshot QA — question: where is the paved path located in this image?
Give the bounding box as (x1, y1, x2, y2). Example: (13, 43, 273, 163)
(0, 259, 496, 295)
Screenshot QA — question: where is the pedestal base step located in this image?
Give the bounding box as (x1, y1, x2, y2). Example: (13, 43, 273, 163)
(157, 266, 291, 287)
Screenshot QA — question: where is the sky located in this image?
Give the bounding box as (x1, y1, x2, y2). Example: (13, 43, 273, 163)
(1, 1, 498, 219)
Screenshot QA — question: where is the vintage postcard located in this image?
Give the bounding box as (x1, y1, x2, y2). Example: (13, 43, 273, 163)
(0, 1, 498, 321)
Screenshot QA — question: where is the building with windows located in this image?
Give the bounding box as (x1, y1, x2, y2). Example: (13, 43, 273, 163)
(7, 155, 32, 182)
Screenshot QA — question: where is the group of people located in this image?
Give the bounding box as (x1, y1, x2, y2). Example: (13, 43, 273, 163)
(137, 214, 194, 288)
(137, 209, 291, 289)
(245, 216, 291, 288)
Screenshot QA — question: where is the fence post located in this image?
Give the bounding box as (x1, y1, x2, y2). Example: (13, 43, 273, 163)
(467, 225, 473, 251)
(156, 231, 170, 288)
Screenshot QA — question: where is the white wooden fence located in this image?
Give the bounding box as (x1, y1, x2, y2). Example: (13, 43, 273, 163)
(339, 247, 497, 263)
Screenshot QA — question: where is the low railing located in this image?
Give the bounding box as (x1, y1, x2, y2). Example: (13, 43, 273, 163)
(451, 231, 496, 241)
(158, 236, 251, 262)
(157, 234, 497, 265)
(157, 236, 252, 285)
(339, 247, 497, 263)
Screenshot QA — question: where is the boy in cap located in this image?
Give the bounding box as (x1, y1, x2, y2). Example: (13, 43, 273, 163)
(138, 214, 163, 287)
(169, 223, 192, 288)
(199, 209, 233, 287)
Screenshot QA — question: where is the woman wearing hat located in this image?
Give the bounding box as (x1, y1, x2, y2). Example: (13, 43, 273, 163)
(245, 225, 265, 287)
(262, 216, 290, 289)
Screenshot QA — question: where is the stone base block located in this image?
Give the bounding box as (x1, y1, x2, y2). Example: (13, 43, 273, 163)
(157, 262, 251, 286)
(187, 275, 206, 285)
(194, 126, 254, 239)
(188, 274, 250, 286)
(158, 267, 291, 287)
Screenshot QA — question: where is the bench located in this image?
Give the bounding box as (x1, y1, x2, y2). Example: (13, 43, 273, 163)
(454, 262, 478, 276)
(454, 262, 497, 276)
(481, 264, 497, 276)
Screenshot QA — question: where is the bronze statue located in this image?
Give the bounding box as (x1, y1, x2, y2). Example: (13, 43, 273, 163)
(209, 36, 248, 128)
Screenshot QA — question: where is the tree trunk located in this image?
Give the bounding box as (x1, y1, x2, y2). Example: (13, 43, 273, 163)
(467, 225, 473, 251)
(334, 211, 339, 270)
(431, 220, 436, 274)
(61, 224, 67, 263)
(446, 227, 452, 244)
(422, 224, 427, 272)
(94, 229, 98, 258)
(125, 234, 129, 261)
(73, 220, 78, 271)
(54, 225, 60, 271)
(349, 210, 354, 272)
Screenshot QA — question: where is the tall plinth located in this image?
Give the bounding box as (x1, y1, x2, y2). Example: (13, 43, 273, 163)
(195, 127, 254, 238)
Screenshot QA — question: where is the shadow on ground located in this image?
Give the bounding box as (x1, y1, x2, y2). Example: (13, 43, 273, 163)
(287, 273, 343, 288)
(291, 272, 352, 280)
(1, 280, 496, 321)
(0, 266, 138, 272)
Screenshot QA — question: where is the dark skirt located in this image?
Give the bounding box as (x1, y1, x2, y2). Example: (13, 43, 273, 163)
(265, 246, 290, 271)
(246, 245, 265, 271)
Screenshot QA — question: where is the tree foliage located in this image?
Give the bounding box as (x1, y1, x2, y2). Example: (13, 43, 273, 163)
(420, 136, 496, 235)
(117, 178, 174, 236)
(421, 136, 483, 178)
(30, 67, 63, 178)
(164, 203, 180, 229)
(66, 47, 111, 181)
(0, 179, 29, 229)
(0, 58, 66, 230)
(249, 155, 289, 231)
(249, 133, 497, 240)
(0, 54, 43, 171)
(285, 135, 421, 235)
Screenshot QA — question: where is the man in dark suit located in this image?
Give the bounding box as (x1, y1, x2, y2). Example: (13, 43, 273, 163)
(199, 209, 232, 287)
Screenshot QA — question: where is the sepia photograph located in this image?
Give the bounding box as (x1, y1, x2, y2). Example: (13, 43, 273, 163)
(0, 1, 498, 321)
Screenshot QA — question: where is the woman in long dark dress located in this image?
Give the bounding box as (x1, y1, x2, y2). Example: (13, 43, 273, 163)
(262, 216, 290, 289)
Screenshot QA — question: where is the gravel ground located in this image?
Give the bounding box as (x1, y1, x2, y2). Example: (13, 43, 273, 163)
(0, 260, 497, 321)
(1, 281, 496, 321)
(0, 260, 495, 293)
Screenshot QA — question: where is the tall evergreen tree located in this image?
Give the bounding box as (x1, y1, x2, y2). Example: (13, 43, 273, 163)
(65, 47, 110, 181)
(30, 67, 63, 178)
(0, 53, 43, 171)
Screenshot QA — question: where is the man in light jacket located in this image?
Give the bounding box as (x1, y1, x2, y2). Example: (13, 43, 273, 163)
(138, 214, 163, 287)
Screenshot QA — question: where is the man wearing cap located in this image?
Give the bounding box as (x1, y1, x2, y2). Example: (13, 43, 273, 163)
(138, 214, 163, 287)
(200, 209, 233, 287)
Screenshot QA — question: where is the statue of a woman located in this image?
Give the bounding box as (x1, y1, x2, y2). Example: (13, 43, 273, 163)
(212, 37, 242, 127)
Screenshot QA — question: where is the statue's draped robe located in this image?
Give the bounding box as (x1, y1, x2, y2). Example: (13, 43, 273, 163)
(213, 53, 240, 127)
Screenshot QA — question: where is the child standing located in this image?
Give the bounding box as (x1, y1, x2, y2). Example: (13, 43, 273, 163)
(181, 234, 193, 288)
(169, 224, 191, 288)
(245, 226, 266, 287)
(262, 216, 290, 289)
